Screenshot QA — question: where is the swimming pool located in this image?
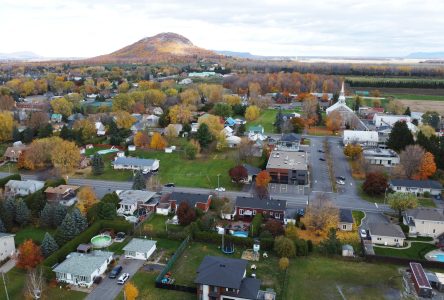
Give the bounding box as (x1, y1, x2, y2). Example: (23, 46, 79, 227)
(231, 231, 248, 238)
(435, 254, 444, 262)
(97, 148, 119, 155)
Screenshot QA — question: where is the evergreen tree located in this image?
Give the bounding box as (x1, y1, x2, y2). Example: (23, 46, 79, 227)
(386, 121, 414, 152)
(55, 213, 77, 246)
(22, 127, 35, 143)
(37, 124, 53, 138)
(316, 103, 323, 126)
(15, 199, 31, 226)
(0, 218, 6, 232)
(12, 127, 22, 142)
(25, 190, 47, 218)
(132, 170, 146, 190)
(3, 198, 16, 229)
(237, 123, 246, 136)
(101, 192, 120, 209)
(182, 123, 191, 134)
(40, 203, 54, 228)
(71, 208, 88, 234)
(41, 232, 59, 257)
(196, 123, 213, 148)
(98, 202, 117, 220)
(275, 110, 283, 133)
(404, 106, 411, 116)
(60, 125, 72, 140)
(53, 204, 68, 227)
(92, 154, 105, 175)
(320, 228, 342, 255)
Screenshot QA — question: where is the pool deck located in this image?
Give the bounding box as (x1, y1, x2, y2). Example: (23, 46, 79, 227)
(425, 249, 444, 261)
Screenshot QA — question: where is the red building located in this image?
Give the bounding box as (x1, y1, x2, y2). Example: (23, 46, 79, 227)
(165, 192, 212, 212)
(409, 262, 432, 298)
(235, 196, 287, 221)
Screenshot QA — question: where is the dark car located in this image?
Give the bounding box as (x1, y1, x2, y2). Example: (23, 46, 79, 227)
(435, 194, 442, 201)
(93, 276, 103, 284)
(319, 158, 326, 161)
(336, 176, 346, 181)
(164, 183, 175, 187)
(109, 266, 123, 279)
(318, 149, 324, 153)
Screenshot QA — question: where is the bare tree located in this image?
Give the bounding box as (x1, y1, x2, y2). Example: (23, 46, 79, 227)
(26, 268, 45, 299)
(302, 97, 318, 120)
(400, 145, 425, 179)
(302, 193, 339, 235)
(237, 138, 255, 162)
(146, 176, 162, 192)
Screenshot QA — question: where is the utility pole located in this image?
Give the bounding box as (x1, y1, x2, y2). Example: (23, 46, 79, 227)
(1, 272, 9, 300)
(217, 174, 221, 198)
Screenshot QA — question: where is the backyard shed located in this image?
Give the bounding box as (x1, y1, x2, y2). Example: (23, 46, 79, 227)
(342, 244, 354, 257)
(409, 262, 432, 298)
(123, 238, 157, 260)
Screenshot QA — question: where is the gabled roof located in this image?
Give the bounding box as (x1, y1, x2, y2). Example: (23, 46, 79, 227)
(168, 192, 211, 207)
(406, 208, 444, 222)
(45, 185, 80, 195)
(194, 256, 247, 289)
(280, 133, 301, 143)
(5, 180, 45, 190)
(123, 238, 156, 253)
(390, 179, 443, 190)
(242, 163, 261, 176)
(235, 196, 286, 211)
(225, 117, 236, 126)
(118, 190, 157, 205)
(112, 157, 158, 168)
(339, 209, 353, 224)
(53, 251, 113, 276)
(368, 222, 405, 238)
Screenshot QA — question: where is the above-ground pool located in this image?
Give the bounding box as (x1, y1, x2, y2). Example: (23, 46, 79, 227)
(97, 148, 119, 155)
(91, 234, 112, 248)
(231, 231, 249, 238)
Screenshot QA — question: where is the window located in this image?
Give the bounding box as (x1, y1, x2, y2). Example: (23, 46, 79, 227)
(270, 212, 274, 216)
(342, 224, 347, 230)
(394, 239, 398, 242)
(239, 209, 244, 215)
(253, 210, 256, 215)
(433, 229, 436, 233)
(396, 187, 401, 190)
(377, 237, 381, 241)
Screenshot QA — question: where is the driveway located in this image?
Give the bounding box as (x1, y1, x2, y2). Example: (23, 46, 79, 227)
(86, 256, 144, 300)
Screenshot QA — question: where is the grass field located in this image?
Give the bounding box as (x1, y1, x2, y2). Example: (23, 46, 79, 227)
(14, 226, 56, 246)
(352, 211, 365, 227)
(387, 93, 444, 101)
(247, 108, 295, 134)
(0, 162, 18, 173)
(373, 242, 436, 259)
(418, 197, 437, 208)
(286, 256, 403, 300)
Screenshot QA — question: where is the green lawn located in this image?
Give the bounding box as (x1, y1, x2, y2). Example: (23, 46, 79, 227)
(374, 242, 437, 259)
(14, 226, 55, 246)
(352, 211, 365, 227)
(357, 184, 386, 204)
(169, 242, 284, 297)
(418, 197, 437, 208)
(0, 268, 85, 300)
(387, 93, 444, 101)
(0, 162, 18, 173)
(107, 237, 131, 255)
(247, 108, 296, 134)
(286, 256, 403, 300)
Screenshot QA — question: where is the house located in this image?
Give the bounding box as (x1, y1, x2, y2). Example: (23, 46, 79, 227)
(242, 163, 261, 183)
(156, 202, 171, 215)
(410, 262, 433, 298)
(95, 122, 106, 136)
(123, 238, 157, 260)
(368, 222, 406, 246)
(363, 148, 400, 167)
(117, 190, 158, 216)
(146, 114, 160, 127)
(372, 114, 411, 128)
(404, 208, 444, 238)
(0, 233, 15, 262)
(343, 130, 379, 146)
(179, 78, 193, 85)
(53, 250, 113, 288)
(338, 209, 353, 231)
(163, 192, 212, 213)
(222, 126, 234, 137)
(152, 107, 163, 116)
(191, 123, 200, 133)
(276, 133, 300, 151)
(266, 150, 309, 185)
(4, 180, 45, 197)
(235, 196, 287, 222)
(51, 113, 63, 123)
(128, 145, 136, 152)
(44, 185, 80, 206)
(112, 156, 160, 173)
(3, 144, 28, 162)
(226, 136, 241, 148)
(195, 256, 275, 300)
(389, 179, 443, 196)
(248, 125, 264, 135)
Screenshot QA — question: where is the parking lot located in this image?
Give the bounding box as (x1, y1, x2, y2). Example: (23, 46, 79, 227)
(269, 183, 307, 195)
(309, 137, 332, 193)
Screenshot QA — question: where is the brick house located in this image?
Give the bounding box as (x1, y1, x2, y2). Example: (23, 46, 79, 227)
(163, 192, 212, 213)
(44, 184, 80, 206)
(235, 196, 287, 222)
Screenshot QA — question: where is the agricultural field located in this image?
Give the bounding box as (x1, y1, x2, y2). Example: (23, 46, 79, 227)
(346, 76, 444, 89)
(397, 99, 444, 114)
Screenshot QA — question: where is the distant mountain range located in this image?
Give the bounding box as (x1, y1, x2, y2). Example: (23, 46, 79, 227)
(406, 52, 444, 59)
(0, 51, 41, 60)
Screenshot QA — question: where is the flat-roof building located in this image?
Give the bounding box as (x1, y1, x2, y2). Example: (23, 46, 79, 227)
(266, 150, 308, 185)
(363, 148, 400, 167)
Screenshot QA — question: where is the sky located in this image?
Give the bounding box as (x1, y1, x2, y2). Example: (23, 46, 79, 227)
(1, 0, 444, 58)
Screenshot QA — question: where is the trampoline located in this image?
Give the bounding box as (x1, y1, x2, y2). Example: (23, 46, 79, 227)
(222, 241, 235, 254)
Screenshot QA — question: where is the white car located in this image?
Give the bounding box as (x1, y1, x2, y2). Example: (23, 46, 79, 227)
(215, 187, 226, 192)
(360, 229, 367, 239)
(117, 273, 130, 285)
(336, 180, 345, 185)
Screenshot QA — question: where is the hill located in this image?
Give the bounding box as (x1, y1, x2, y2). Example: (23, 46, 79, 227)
(0, 51, 41, 61)
(90, 32, 221, 63)
(406, 52, 444, 59)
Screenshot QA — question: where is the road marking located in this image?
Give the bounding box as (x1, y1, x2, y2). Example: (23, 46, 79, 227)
(374, 203, 378, 208)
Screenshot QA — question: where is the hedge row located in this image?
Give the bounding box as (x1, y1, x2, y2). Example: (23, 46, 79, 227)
(193, 231, 274, 251)
(0, 173, 21, 188)
(44, 220, 133, 268)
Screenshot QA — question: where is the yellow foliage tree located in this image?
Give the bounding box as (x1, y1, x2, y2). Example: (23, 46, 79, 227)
(302, 194, 339, 236)
(198, 114, 223, 137)
(114, 111, 136, 129)
(133, 131, 149, 147)
(165, 124, 179, 139)
(168, 105, 193, 124)
(118, 82, 130, 93)
(326, 111, 343, 134)
(180, 89, 200, 106)
(76, 186, 98, 215)
(223, 94, 241, 106)
(124, 282, 139, 300)
(113, 93, 135, 112)
(279, 257, 290, 270)
(150, 132, 167, 150)
(245, 105, 260, 121)
(51, 97, 73, 117)
(0, 111, 14, 142)
(51, 140, 81, 174)
(73, 119, 96, 141)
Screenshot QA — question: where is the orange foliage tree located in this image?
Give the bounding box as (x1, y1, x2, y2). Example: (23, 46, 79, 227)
(256, 170, 272, 188)
(134, 131, 149, 147)
(417, 152, 437, 179)
(150, 132, 167, 150)
(326, 111, 343, 134)
(17, 240, 43, 270)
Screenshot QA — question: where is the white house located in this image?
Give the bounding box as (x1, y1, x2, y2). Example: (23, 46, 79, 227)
(363, 148, 400, 167)
(373, 114, 411, 127)
(222, 126, 234, 137)
(152, 107, 163, 116)
(368, 222, 406, 246)
(146, 114, 160, 127)
(0, 233, 15, 262)
(156, 202, 171, 215)
(343, 130, 379, 146)
(95, 122, 106, 136)
(191, 123, 200, 133)
(117, 190, 158, 216)
(123, 238, 157, 260)
(404, 208, 444, 238)
(227, 136, 241, 148)
(112, 157, 160, 173)
(390, 179, 443, 196)
(4, 180, 45, 197)
(53, 251, 113, 288)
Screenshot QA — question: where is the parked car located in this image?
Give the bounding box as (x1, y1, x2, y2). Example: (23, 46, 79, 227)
(215, 187, 226, 192)
(435, 194, 442, 200)
(336, 180, 345, 185)
(164, 183, 175, 187)
(336, 176, 346, 181)
(319, 158, 326, 161)
(93, 276, 103, 284)
(117, 273, 130, 285)
(109, 266, 123, 279)
(360, 229, 367, 239)
(318, 149, 324, 153)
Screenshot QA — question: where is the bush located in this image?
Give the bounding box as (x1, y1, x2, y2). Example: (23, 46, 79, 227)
(307, 240, 314, 253)
(250, 214, 263, 237)
(44, 178, 66, 189)
(274, 236, 296, 258)
(423, 191, 431, 198)
(0, 174, 21, 188)
(295, 239, 308, 256)
(400, 223, 409, 234)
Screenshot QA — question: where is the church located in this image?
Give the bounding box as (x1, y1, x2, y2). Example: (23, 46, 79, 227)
(326, 82, 368, 130)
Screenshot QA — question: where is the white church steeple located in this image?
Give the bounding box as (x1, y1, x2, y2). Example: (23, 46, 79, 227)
(338, 81, 346, 104)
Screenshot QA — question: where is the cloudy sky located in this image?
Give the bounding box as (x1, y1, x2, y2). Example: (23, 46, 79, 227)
(1, 0, 443, 58)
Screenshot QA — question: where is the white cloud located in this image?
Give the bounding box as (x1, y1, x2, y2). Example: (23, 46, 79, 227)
(0, 0, 443, 57)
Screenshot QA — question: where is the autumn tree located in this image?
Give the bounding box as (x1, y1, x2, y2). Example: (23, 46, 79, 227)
(0, 111, 14, 142)
(134, 131, 149, 147)
(256, 170, 271, 188)
(198, 114, 224, 137)
(27, 112, 49, 130)
(264, 219, 284, 237)
(0, 94, 15, 111)
(302, 96, 318, 124)
(51, 140, 81, 174)
(73, 119, 96, 142)
(180, 89, 200, 106)
(291, 117, 305, 134)
(362, 172, 388, 196)
(386, 121, 414, 152)
(76, 186, 98, 214)
(274, 236, 295, 258)
(343, 144, 363, 160)
(144, 89, 166, 106)
(124, 282, 139, 300)
(245, 105, 260, 121)
(113, 93, 135, 111)
(388, 192, 418, 219)
(168, 104, 193, 124)
(417, 152, 436, 179)
(165, 124, 179, 139)
(150, 132, 167, 150)
(279, 257, 290, 270)
(386, 100, 406, 115)
(17, 240, 43, 270)
(302, 194, 339, 236)
(326, 111, 342, 134)
(228, 165, 248, 183)
(419, 125, 436, 138)
(51, 97, 73, 117)
(400, 145, 425, 179)
(114, 111, 136, 129)
(223, 94, 241, 106)
(177, 201, 196, 226)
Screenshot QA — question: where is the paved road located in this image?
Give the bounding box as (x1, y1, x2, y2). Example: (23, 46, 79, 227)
(85, 256, 144, 300)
